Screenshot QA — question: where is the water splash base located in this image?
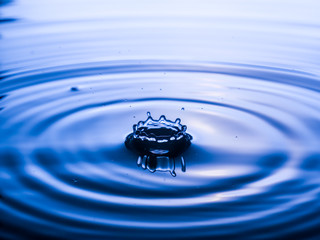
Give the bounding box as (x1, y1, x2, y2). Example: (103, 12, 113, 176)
(125, 112, 192, 176)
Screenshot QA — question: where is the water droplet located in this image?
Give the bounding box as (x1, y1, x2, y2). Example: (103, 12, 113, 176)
(72, 178, 78, 183)
(70, 87, 79, 92)
(125, 112, 192, 176)
(0, 95, 7, 100)
(181, 107, 185, 111)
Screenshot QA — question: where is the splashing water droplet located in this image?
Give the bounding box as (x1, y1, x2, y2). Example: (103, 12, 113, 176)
(125, 112, 192, 176)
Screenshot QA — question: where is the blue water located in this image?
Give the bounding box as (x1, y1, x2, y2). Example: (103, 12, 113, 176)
(1, 0, 320, 239)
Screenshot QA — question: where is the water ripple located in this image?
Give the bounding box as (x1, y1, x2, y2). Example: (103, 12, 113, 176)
(1, 60, 320, 239)
(1, 1, 320, 239)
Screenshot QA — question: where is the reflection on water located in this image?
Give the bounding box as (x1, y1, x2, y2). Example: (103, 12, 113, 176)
(137, 154, 181, 177)
(1, 0, 320, 239)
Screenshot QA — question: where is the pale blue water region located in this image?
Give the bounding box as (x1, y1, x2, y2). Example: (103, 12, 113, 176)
(1, 1, 320, 239)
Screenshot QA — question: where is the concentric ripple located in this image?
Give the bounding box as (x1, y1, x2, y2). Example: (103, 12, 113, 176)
(1, 61, 320, 239)
(1, 1, 320, 239)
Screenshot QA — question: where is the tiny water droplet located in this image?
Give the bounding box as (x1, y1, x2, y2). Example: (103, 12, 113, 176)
(0, 95, 7, 100)
(70, 87, 79, 92)
(181, 107, 185, 111)
(72, 178, 78, 183)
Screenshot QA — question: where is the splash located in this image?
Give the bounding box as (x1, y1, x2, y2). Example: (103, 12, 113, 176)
(125, 112, 192, 176)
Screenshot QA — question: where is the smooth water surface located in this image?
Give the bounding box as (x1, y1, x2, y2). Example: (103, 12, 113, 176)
(1, 0, 320, 239)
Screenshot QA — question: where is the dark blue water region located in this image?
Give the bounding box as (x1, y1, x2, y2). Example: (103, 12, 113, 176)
(0, 147, 320, 239)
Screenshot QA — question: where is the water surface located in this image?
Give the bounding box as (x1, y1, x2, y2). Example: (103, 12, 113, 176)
(1, 1, 320, 239)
